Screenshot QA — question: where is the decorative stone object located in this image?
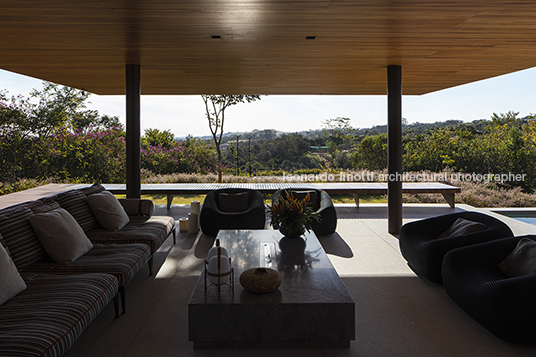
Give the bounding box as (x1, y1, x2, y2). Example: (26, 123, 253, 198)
(240, 267, 282, 293)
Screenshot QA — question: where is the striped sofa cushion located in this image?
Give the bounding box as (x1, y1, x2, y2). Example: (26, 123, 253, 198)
(24, 243, 151, 287)
(0, 208, 46, 271)
(55, 190, 98, 232)
(86, 216, 175, 253)
(0, 273, 118, 357)
(82, 183, 106, 197)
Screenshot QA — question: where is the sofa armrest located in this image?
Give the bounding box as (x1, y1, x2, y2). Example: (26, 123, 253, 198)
(118, 199, 155, 217)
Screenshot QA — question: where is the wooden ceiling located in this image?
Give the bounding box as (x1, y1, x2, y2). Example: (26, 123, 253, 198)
(1, 0, 536, 95)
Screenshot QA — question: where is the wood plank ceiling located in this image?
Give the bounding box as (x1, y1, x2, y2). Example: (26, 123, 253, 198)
(1, 0, 536, 95)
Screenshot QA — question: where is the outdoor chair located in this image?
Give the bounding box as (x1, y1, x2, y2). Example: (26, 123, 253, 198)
(399, 211, 513, 284)
(442, 236, 536, 343)
(273, 188, 337, 236)
(200, 188, 265, 236)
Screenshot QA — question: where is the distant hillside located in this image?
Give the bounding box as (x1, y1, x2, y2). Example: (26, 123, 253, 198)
(177, 117, 536, 142)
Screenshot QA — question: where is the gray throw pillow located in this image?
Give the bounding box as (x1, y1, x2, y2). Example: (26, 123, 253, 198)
(437, 217, 486, 239)
(29, 208, 94, 264)
(0, 243, 27, 306)
(218, 192, 249, 213)
(87, 191, 130, 231)
(499, 238, 536, 278)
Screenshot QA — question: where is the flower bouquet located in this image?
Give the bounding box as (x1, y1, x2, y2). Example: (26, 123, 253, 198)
(268, 190, 321, 238)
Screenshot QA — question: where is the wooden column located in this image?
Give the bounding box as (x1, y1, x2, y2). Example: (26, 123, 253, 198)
(387, 65, 402, 234)
(126, 64, 141, 199)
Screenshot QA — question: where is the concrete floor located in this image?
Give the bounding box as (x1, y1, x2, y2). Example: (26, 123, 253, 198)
(63, 203, 536, 357)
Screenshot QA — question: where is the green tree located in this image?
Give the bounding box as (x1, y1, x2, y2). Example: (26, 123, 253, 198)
(141, 128, 175, 148)
(352, 133, 387, 170)
(201, 95, 261, 182)
(30, 82, 120, 133)
(322, 117, 353, 167)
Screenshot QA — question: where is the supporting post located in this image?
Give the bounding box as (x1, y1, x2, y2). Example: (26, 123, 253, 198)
(387, 65, 402, 234)
(126, 64, 141, 199)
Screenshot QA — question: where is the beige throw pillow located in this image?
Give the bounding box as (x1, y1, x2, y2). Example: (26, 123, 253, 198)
(499, 238, 536, 278)
(87, 191, 130, 231)
(0, 243, 27, 306)
(29, 208, 94, 264)
(437, 217, 486, 239)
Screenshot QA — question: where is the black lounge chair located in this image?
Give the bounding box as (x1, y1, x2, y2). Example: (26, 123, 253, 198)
(399, 211, 513, 284)
(442, 236, 536, 343)
(273, 188, 337, 236)
(200, 188, 265, 237)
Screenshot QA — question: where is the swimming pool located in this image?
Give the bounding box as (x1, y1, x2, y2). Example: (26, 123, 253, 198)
(496, 211, 536, 226)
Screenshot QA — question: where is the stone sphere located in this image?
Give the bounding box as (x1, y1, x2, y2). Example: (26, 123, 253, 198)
(240, 267, 282, 293)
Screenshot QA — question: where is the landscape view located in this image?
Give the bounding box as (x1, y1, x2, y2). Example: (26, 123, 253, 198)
(2, 81, 536, 207)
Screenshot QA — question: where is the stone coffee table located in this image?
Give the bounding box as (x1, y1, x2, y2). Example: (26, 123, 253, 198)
(188, 229, 355, 349)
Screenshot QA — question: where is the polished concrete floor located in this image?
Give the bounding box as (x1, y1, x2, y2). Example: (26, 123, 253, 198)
(63, 203, 536, 357)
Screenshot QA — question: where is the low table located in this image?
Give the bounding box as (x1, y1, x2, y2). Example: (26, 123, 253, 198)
(188, 229, 355, 349)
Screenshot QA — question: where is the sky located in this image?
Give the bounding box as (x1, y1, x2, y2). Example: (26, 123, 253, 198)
(1, 66, 536, 138)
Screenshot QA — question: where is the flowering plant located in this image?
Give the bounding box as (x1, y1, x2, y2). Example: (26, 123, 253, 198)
(268, 190, 321, 234)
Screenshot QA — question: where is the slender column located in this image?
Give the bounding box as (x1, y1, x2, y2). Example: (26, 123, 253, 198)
(387, 65, 402, 234)
(126, 64, 141, 198)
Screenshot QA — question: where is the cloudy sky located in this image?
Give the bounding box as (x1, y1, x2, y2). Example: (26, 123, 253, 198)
(1, 66, 535, 137)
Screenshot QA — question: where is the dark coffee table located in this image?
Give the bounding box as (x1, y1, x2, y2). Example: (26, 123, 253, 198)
(188, 229, 355, 349)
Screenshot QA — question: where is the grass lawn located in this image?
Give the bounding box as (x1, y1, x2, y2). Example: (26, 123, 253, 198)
(114, 193, 388, 205)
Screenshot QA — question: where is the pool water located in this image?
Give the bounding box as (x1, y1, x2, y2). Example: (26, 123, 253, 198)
(497, 212, 536, 226)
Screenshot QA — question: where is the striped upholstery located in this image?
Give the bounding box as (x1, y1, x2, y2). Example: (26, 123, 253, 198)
(86, 216, 175, 253)
(0, 233, 10, 256)
(55, 190, 98, 232)
(23, 244, 151, 287)
(0, 208, 46, 271)
(0, 273, 118, 357)
(31, 201, 61, 214)
(82, 183, 106, 196)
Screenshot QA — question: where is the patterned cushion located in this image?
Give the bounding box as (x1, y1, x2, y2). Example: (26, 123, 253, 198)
(0, 208, 46, 271)
(31, 201, 61, 214)
(56, 190, 98, 232)
(24, 243, 150, 287)
(0, 233, 10, 256)
(0, 273, 118, 357)
(82, 183, 106, 197)
(86, 216, 175, 253)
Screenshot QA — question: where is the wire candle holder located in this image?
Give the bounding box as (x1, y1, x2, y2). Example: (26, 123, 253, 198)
(204, 239, 234, 301)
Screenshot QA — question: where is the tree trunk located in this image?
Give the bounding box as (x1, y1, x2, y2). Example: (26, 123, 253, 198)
(216, 144, 222, 183)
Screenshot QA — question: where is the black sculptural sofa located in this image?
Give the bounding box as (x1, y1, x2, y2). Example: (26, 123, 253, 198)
(273, 188, 337, 236)
(442, 235, 536, 343)
(0, 183, 176, 356)
(200, 188, 266, 236)
(399, 211, 514, 284)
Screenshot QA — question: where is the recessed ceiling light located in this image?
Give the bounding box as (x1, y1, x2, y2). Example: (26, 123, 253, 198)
(305, 36, 316, 40)
(211, 35, 222, 39)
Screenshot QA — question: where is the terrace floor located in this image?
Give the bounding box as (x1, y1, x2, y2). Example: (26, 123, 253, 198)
(63, 203, 536, 357)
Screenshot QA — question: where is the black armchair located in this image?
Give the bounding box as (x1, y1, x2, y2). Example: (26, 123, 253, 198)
(273, 188, 337, 236)
(200, 188, 266, 237)
(442, 236, 536, 343)
(399, 211, 513, 284)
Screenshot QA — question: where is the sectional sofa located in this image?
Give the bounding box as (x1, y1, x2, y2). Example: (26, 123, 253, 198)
(0, 183, 176, 357)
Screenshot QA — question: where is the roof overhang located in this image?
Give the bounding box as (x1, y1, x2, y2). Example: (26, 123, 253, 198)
(1, 0, 536, 95)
